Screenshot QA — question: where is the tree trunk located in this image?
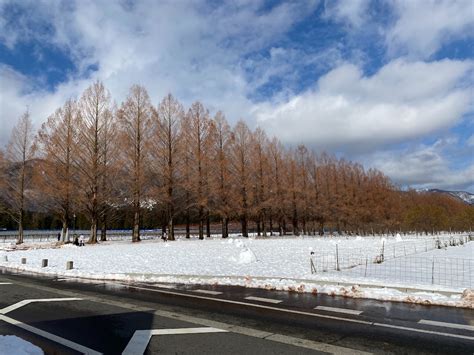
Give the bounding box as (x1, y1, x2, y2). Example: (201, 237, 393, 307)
(198, 206, 204, 240)
(17, 211, 24, 245)
(241, 215, 248, 237)
(61, 219, 68, 243)
(185, 211, 190, 238)
(90, 217, 97, 244)
(132, 207, 140, 242)
(100, 219, 107, 241)
(167, 217, 174, 241)
(206, 213, 211, 238)
(221, 217, 228, 238)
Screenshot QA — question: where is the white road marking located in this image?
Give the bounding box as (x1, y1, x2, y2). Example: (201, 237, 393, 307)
(418, 319, 474, 332)
(0, 314, 102, 355)
(315, 306, 362, 315)
(374, 322, 474, 341)
(9, 278, 372, 354)
(122, 327, 227, 355)
(121, 284, 474, 341)
(151, 283, 175, 289)
(0, 282, 12, 285)
(192, 289, 223, 295)
(244, 296, 282, 304)
(0, 298, 83, 315)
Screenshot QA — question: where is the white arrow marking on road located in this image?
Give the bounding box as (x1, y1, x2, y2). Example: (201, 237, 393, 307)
(418, 319, 474, 331)
(192, 289, 223, 295)
(245, 296, 282, 304)
(0, 314, 102, 355)
(315, 306, 362, 315)
(0, 298, 83, 315)
(122, 327, 228, 355)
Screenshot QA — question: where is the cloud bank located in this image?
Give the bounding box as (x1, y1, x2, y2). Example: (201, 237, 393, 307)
(0, 0, 473, 191)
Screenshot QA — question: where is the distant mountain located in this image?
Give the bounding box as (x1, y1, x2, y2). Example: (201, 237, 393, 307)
(428, 189, 474, 205)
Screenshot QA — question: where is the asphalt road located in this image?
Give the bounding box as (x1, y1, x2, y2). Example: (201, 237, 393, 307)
(0, 269, 472, 354)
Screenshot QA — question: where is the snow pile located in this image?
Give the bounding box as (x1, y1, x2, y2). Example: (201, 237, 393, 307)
(461, 289, 474, 304)
(0, 336, 43, 355)
(227, 239, 258, 264)
(0, 242, 60, 252)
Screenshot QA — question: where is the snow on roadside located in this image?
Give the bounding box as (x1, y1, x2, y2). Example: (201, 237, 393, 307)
(0, 336, 43, 355)
(0, 235, 472, 308)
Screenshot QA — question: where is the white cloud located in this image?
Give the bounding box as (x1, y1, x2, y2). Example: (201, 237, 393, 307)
(0, 0, 472, 193)
(467, 134, 474, 147)
(323, 0, 370, 28)
(0, 64, 88, 145)
(254, 59, 472, 151)
(0, 1, 321, 147)
(387, 0, 474, 58)
(367, 140, 474, 191)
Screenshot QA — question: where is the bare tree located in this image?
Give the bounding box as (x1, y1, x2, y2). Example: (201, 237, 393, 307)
(76, 81, 111, 244)
(213, 112, 233, 238)
(150, 93, 183, 241)
(3, 111, 36, 244)
(37, 100, 79, 242)
(118, 85, 152, 242)
(268, 138, 285, 235)
(296, 145, 310, 234)
(251, 128, 270, 236)
(230, 121, 252, 237)
(182, 102, 214, 240)
(98, 107, 119, 241)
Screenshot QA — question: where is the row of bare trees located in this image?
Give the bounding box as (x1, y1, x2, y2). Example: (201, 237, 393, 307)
(1, 81, 472, 244)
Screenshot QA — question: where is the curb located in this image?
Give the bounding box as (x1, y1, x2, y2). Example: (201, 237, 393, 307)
(0, 265, 465, 297)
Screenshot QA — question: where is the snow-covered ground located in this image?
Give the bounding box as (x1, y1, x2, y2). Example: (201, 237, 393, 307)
(0, 335, 43, 355)
(0, 235, 472, 308)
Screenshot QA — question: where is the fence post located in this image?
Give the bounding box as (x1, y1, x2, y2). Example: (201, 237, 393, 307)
(431, 258, 435, 285)
(41, 259, 48, 268)
(336, 244, 340, 271)
(310, 256, 316, 274)
(364, 257, 368, 277)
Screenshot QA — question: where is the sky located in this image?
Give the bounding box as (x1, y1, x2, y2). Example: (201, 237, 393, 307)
(0, 0, 473, 192)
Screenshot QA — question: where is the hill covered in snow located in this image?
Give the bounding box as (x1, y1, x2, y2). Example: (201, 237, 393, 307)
(428, 189, 474, 205)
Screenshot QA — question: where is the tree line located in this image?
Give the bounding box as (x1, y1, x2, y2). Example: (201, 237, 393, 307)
(1, 81, 472, 244)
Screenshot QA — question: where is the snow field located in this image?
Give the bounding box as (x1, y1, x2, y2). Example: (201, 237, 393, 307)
(0, 234, 472, 308)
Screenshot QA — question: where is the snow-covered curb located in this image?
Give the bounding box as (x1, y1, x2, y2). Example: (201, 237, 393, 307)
(2, 264, 472, 309)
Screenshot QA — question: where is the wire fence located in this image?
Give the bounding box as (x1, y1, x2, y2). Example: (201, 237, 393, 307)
(310, 235, 473, 288)
(340, 256, 472, 288)
(0, 230, 160, 243)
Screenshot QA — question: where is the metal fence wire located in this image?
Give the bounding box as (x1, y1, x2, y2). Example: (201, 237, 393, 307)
(0, 230, 159, 243)
(310, 235, 473, 288)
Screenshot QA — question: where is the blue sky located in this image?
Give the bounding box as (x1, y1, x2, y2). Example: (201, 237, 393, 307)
(0, 0, 473, 191)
